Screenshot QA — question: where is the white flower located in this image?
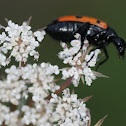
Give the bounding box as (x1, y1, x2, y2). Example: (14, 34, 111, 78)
(0, 53, 6, 66)
(0, 32, 7, 44)
(0, 103, 19, 126)
(59, 38, 102, 86)
(5, 20, 19, 37)
(0, 20, 46, 66)
(0, 79, 26, 105)
(70, 40, 81, 47)
(20, 21, 31, 33)
(34, 30, 46, 42)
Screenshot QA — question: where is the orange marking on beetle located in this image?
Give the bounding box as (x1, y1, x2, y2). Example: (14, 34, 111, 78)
(58, 16, 108, 29)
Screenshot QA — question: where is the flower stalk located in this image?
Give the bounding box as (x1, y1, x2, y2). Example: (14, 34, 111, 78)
(47, 77, 73, 100)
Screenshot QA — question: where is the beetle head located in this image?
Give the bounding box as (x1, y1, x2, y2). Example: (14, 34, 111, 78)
(114, 37, 126, 58)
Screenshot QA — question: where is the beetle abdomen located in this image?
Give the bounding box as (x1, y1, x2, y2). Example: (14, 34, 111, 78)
(45, 21, 84, 42)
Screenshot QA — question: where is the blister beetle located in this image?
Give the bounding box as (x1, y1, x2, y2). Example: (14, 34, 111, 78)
(44, 16, 126, 69)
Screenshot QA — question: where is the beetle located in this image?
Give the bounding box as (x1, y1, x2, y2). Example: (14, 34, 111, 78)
(44, 16, 126, 69)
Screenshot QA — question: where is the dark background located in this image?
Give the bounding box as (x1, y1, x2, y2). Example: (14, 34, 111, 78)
(0, 0, 126, 125)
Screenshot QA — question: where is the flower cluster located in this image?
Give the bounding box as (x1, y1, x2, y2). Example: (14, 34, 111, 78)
(0, 63, 60, 105)
(20, 88, 91, 126)
(0, 63, 61, 125)
(0, 19, 45, 67)
(0, 19, 107, 126)
(50, 88, 90, 126)
(59, 38, 102, 86)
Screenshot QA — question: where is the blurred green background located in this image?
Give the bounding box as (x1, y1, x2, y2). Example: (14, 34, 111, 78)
(0, 0, 126, 125)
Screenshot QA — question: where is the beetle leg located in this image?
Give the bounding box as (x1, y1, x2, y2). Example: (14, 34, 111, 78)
(86, 52, 95, 65)
(87, 41, 109, 70)
(72, 22, 90, 58)
(74, 22, 90, 34)
(96, 47, 109, 70)
(73, 22, 90, 43)
(86, 40, 109, 70)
